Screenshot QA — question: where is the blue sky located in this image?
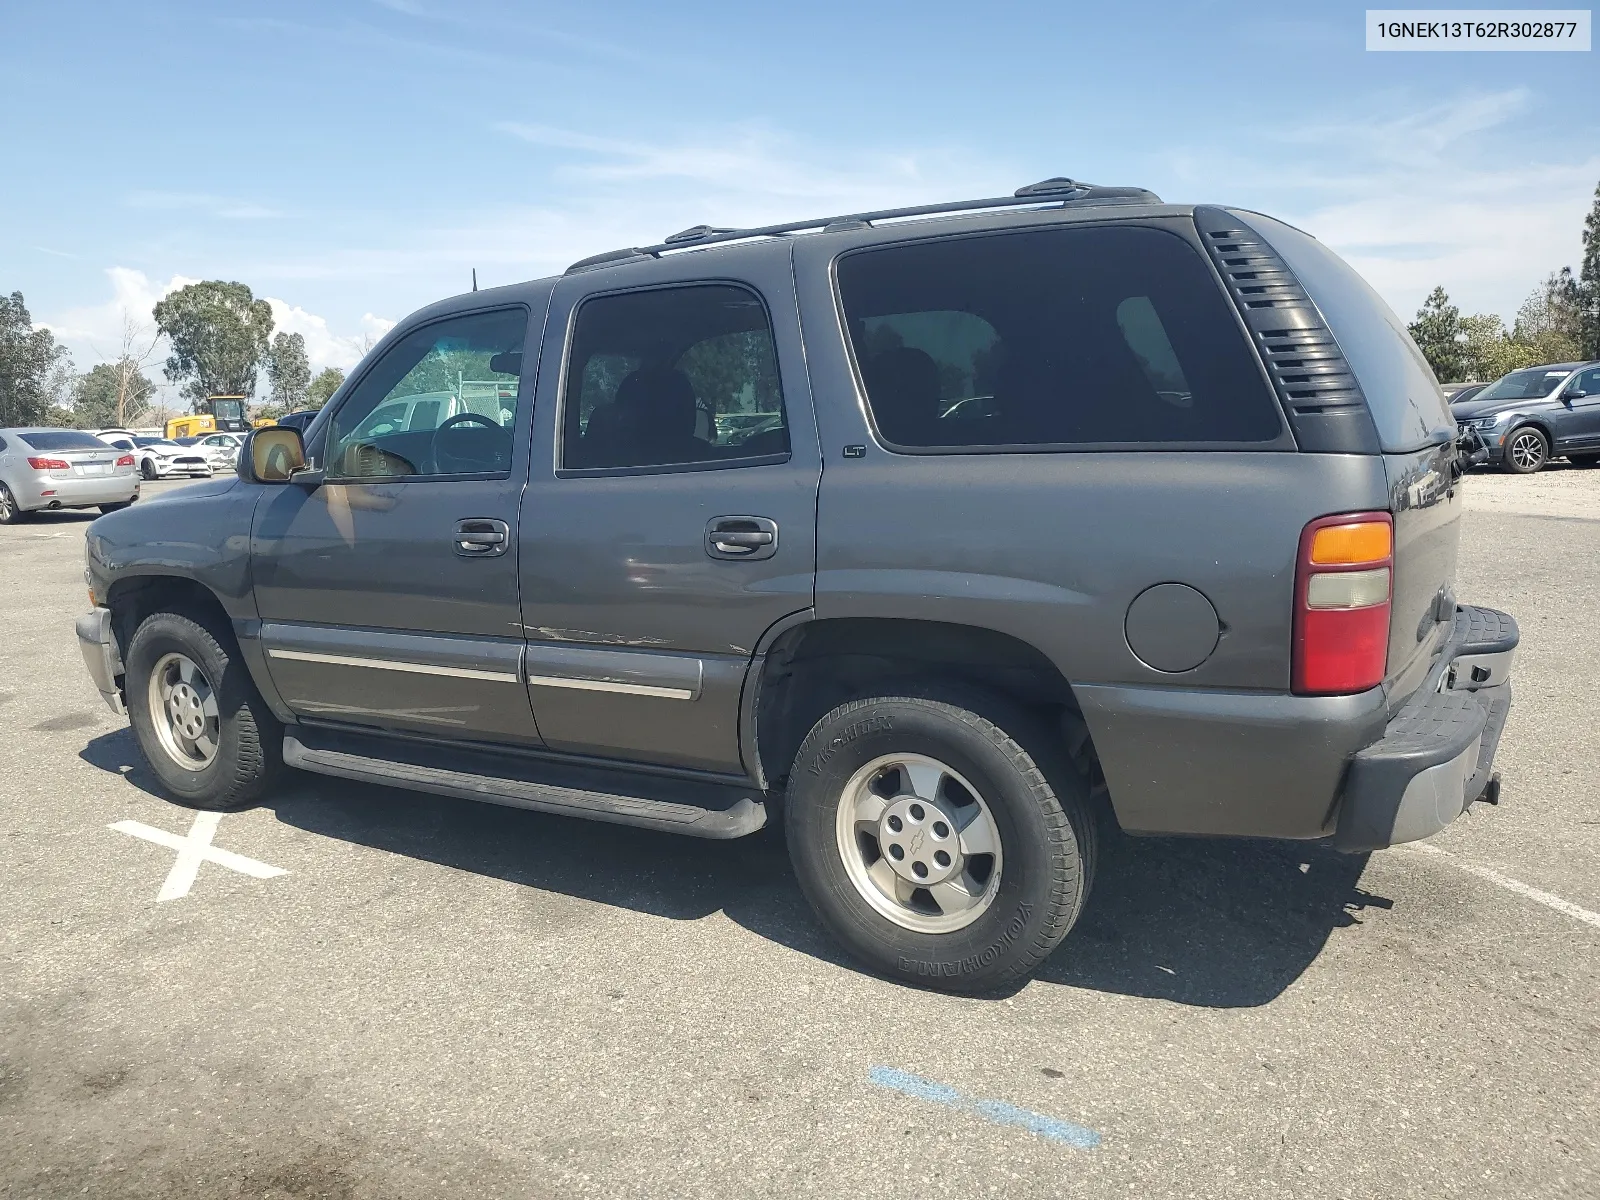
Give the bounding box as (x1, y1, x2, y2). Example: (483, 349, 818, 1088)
(2, 0, 1595, 389)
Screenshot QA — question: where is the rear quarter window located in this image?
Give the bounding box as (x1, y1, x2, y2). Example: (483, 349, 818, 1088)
(836, 224, 1284, 450)
(1235, 211, 1455, 453)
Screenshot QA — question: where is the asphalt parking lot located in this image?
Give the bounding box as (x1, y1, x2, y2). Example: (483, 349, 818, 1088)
(3, 471, 1597, 1200)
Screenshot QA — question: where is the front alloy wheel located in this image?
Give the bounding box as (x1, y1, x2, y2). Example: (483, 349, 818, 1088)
(125, 609, 282, 809)
(1506, 426, 1548, 473)
(146, 651, 220, 769)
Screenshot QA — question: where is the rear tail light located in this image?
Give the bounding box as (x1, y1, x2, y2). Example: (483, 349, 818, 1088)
(1293, 513, 1393, 695)
(27, 456, 70, 471)
(115, 454, 135, 467)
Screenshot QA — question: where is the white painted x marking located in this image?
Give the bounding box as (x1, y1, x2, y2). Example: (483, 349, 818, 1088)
(109, 811, 287, 902)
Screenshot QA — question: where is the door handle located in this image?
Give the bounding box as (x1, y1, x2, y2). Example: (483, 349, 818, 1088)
(706, 516, 779, 561)
(455, 518, 510, 557)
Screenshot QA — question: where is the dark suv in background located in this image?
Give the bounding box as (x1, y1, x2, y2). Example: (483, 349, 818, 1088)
(76, 179, 1518, 992)
(1452, 361, 1600, 472)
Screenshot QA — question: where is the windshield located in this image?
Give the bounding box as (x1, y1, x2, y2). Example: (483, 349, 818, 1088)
(1477, 367, 1572, 401)
(17, 430, 116, 451)
(133, 437, 180, 449)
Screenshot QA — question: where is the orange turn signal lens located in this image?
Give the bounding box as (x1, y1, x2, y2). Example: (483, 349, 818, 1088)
(1309, 520, 1392, 565)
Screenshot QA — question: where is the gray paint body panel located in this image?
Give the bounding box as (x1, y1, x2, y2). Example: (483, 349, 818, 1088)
(1075, 682, 1388, 838)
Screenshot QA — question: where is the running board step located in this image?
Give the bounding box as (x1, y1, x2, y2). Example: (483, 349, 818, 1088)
(283, 728, 767, 839)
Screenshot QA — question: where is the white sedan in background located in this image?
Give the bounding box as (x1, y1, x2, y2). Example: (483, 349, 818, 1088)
(96, 434, 213, 480)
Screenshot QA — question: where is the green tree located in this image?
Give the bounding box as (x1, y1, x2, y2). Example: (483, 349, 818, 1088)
(1407, 286, 1464, 381)
(1512, 270, 1584, 364)
(74, 360, 155, 429)
(1458, 313, 1541, 382)
(0, 291, 68, 427)
(266, 331, 310, 409)
(152, 280, 274, 407)
(1579, 180, 1600, 359)
(306, 366, 345, 409)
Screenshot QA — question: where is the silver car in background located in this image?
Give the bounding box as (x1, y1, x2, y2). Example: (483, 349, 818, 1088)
(0, 428, 139, 524)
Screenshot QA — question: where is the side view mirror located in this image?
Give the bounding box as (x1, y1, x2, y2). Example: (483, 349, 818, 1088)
(238, 426, 315, 486)
(1564, 390, 1587, 401)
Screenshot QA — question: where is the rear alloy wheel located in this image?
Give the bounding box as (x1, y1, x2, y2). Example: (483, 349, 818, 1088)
(125, 609, 282, 809)
(786, 691, 1095, 993)
(1505, 426, 1548, 474)
(0, 482, 27, 525)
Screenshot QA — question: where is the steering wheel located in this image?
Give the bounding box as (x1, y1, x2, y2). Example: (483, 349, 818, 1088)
(431, 411, 512, 473)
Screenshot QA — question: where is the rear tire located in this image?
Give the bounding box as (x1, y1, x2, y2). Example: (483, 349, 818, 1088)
(0, 482, 29, 525)
(785, 690, 1094, 994)
(1504, 425, 1548, 474)
(1568, 453, 1600, 467)
(99, 501, 133, 514)
(125, 609, 282, 810)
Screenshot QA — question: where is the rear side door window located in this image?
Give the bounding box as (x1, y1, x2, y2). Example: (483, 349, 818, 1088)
(560, 284, 789, 472)
(836, 225, 1283, 450)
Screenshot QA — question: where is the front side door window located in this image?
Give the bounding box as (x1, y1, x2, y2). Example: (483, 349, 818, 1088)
(322, 309, 526, 479)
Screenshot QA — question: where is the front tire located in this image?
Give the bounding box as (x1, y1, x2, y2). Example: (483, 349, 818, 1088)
(125, 610, 282, 810)
(140, 458, 158, 480)
(785, 692, 1094, 993)
(1504, 425, 1548, 473)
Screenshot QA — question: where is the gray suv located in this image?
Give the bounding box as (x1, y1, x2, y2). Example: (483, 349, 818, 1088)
(75, 179, 1518, 992)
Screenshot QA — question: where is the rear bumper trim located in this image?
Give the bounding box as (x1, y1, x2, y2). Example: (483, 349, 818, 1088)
(1333, 676, 1512, 852)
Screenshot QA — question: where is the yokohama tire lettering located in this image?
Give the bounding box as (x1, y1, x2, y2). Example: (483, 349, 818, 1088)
(808, 714, 893, 775)
(897, 903, 1035, 976)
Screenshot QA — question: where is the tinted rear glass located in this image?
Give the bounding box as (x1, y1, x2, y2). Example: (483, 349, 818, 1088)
(17, 430, 116, 451)
(1235, 211, 1454, 453)
(836, 225, 1282, 449)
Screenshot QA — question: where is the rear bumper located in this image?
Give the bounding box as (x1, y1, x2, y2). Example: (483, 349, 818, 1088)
(75, 606, 126, 715)
(1332, 605, 1517, 851)
(14, 472, 140, 509)
(1077, 604, 1517, 847)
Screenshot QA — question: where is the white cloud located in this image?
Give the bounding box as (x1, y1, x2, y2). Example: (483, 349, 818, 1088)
(265, 299, 395, 373)
(43, 267, 193, 347)
(40, 268, 395, 403)
(1166, 88, 1598, 322)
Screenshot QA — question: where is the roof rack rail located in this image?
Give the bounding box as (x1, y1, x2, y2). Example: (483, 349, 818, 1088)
(564, 178, 1162, 273)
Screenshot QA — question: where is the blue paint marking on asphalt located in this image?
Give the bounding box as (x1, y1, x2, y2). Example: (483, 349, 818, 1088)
(867, 1067, 1101, 1149)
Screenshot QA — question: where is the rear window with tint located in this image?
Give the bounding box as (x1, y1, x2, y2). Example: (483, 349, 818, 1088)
(1235, 211, 1455, 453)
(836, 224, 1283, 449)
(18, 430, 117, 451)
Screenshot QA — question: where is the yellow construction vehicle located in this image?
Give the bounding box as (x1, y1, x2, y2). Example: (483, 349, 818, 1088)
(164, 395, 251, 440)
